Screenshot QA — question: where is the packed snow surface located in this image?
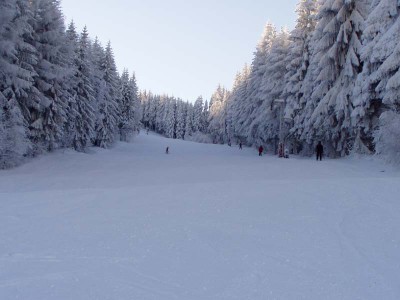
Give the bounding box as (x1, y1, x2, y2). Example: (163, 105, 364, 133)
(1, 133, 400, 300)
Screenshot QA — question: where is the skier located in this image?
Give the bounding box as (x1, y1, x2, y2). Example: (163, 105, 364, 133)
(278, 143, 284, 158)
(316, 141, 323, 161)
(239, 142, 242, 150)
(258, 145, 264, 156)
(165, 146, 169, 154)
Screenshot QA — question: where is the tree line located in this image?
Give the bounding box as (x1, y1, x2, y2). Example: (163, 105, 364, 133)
(140, 86, 232, 145)
(142, 0, 400, 163)
(2, 0, 400, 168)
(0, 0, 141, 169)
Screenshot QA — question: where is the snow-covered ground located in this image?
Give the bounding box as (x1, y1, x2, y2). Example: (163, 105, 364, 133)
(1, 132, 400, 300)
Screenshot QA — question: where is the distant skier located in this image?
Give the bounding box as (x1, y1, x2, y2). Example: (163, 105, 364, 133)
(165, 146, 169, 154)
(239, 142, 242, 150)
(316, 141, 323, 161)
(258, 145, 264, 156)
(278, 143, 284, 158)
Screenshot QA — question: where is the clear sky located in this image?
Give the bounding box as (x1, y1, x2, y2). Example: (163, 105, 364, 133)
(61, 0, 299, 102)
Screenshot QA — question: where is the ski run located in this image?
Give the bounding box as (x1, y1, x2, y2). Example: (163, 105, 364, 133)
(1, 132, 400, 300)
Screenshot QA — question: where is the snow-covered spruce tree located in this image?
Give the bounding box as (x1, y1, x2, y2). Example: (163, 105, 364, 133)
(208, 85, 229, 143)
(129, 72, 141, 133)
(119, 69, 139, 141)
(225, 88, 235, 144)
(29, 0, 72, 152)
(0, 100, 5, 165)
(228, 64, 251, 143)
(283, 0, 319, 153)
(9, 0, 41, 156)
(242, 23, 277, 145)
(139, 91, 148, 127)
(164, 98, 176, 139)
(154, 95, 165, 133)
(94, 41, 120, 148)
(140, 90, 152, 129)
(192, 96, 204, 133)
(119, 69, 131, 141)
(373, 1, 400, 163)
(89, 36, 105, 132)
(148, 93, 159, 131)
(202, 99, 209, 132)
(374, 111, 400, 163)
(225, 70, 242, 144)
(0, 0, 32, 167)
(0, 91, 29, 168)
(351, 0, 397, 153)
(62, 21, 79, 147)
(184, 103, 194, 139)
(302, 0, 371, 156)
(175, 100, 186, 140)
(249, 28, 290, 149)
(68, 25, 95, 151)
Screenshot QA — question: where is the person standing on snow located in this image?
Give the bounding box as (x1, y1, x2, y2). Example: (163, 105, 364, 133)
(316, 141, 323, 161)
(165, 146, 169, 154)
(239, 142, 242, 150)
(258, 145, 264, 156)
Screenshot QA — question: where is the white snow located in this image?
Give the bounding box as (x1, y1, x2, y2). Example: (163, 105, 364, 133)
(1, 132, 400, 299)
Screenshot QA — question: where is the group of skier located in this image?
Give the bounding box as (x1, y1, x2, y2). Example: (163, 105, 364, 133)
(254, 141, 324, 161)
(164, 140, 324, 161)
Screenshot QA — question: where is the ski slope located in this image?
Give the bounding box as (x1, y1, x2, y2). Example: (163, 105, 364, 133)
(1, 132, 400, 300)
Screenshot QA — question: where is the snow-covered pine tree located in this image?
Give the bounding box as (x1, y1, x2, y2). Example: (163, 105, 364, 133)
(148, 92, 158, 131)
(192, 96, 204, 133)
(202, 99, 209, 132)
(29, 0, 72, 152)
(351, 0, 395, 152)
(250, 28, 290, 149)
(165, 98, 176, 139)
(94, 41, 120, 148)
(175, 100, 186, 140)
(0, 92, 30, 168)
(283, 0, 319, 153)
(303, 0, 371, 156)
(184, 103, 194, 139)
(226, 73, 237, 143)
(228, 64, 251, 143)
(140, 90, 151, 129)
(242, 23, 277, 145)
(0, 0, 32, 169)
(89, 36, 105, 130)
(154, 95, 166, 134)
(62, 21, 79, 147)
(372, 1, 400, 162)
(226, 68, 246, 144)
(68, 25, 95, 151)
(119, 69, 139, 141)
(208, 85, 228, 143)
(129, 72, 141, 133)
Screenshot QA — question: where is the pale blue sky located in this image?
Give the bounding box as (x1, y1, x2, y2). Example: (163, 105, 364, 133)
(61, 0, 299, 102)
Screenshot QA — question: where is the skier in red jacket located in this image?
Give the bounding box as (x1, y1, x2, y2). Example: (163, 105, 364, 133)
(258, 146, 264, 156)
